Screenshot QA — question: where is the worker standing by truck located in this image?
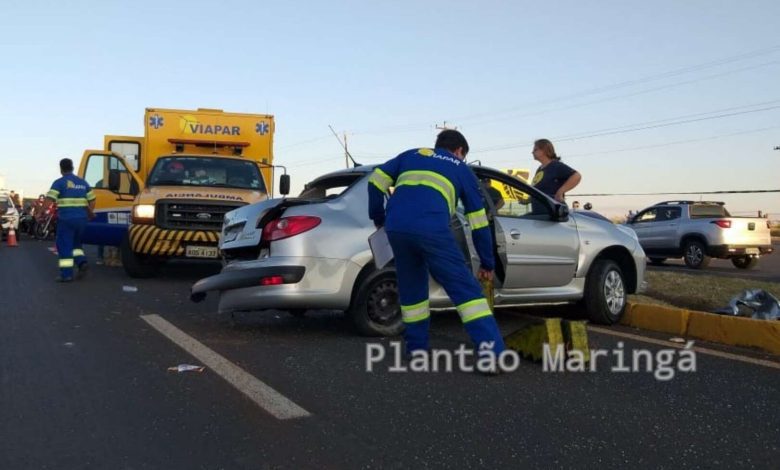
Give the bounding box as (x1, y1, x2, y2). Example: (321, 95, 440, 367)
(46, 158, 96, 282)
(367, 130, 505, 367)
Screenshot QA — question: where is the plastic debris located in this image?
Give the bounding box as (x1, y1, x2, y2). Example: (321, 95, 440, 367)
(122, 285, 139, 293)
(168, 364, 205, 373)
(713, 289, 780, 320)
(63, 342, 75, 347)
(669, 337, 686, 343)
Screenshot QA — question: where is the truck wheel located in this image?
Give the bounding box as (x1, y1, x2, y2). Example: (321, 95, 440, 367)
(731, 256, 758, 270)
(683, 240, 711, 269)
(121, 234, 159, 278)
(648, 257, 667, 265)
(584, 259, 627, 325)
(348, 269, 403, 337)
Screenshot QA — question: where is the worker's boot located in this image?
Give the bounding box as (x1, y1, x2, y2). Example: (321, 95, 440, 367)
(76, 262, 88, 279)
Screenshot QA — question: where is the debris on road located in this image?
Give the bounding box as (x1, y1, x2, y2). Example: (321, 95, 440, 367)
(669, 337, 686, 343)
(713, 289, 780, 320)
(122, 285, 139, 293)
(168, 364, 205, 373)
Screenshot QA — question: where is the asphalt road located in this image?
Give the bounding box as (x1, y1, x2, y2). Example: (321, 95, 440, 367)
(647, 243, 780, 282)
(1, 241, 779, 469)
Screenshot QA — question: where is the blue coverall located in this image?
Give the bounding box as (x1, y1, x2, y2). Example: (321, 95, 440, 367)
(368, 147, 506, 355)
(47, 173, 95, 280)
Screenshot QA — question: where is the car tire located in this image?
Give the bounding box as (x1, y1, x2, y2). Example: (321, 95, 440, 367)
(584, 259, 627, 325)
(731, 256, 758, 270)
(121, 233, 159, 278)
(648, 257, 667, 265)
(683, 240, 711, 269)
(348, 269, 403, 337)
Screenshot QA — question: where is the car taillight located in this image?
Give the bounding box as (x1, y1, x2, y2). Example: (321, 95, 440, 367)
(262, 216, 321, 242)
(711, 220, 731, 229)
(260, 276, 284, 286)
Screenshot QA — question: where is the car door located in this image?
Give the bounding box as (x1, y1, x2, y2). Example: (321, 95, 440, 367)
(78, 151, 142, 246)
(652, 206, 682, 250)
(475, 170, 579, 289)
(630, 208, 660, 249)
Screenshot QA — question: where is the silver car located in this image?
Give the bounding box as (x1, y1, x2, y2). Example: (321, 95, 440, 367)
(191, 165, 646, 336)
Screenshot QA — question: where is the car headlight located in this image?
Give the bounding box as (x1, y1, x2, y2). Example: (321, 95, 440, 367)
(132, 204, 155, 223)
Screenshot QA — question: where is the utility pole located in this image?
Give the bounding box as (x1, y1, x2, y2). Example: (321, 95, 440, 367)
(435, 121, 458, 131)
(344, 132, 349, 168)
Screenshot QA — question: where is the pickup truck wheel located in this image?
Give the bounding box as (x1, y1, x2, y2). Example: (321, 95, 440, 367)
(121, 234, 159, 278)
(683, 240, 711, 269)
(585, 259, 626, 325)
(731, 256, 759, 270)
(348, 270, 403, 337)
(649, 257, 667, 265)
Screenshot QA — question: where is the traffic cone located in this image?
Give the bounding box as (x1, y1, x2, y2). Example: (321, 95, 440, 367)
(7, 227, 19, 247)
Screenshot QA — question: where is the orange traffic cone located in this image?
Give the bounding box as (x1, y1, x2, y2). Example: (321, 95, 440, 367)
(7, 227, 18, 247)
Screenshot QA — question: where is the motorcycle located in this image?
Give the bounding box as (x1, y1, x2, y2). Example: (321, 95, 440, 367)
(34, 204, 58, 240)
(19, 210, 35, 237)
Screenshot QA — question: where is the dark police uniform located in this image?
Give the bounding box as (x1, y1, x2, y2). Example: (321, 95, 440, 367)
(532, 160, 576, 199)
(368, 147, 505, 355)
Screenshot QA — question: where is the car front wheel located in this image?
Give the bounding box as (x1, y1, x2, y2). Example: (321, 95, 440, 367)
(584, 259, 627, 325)
(348, 269, 403, 337)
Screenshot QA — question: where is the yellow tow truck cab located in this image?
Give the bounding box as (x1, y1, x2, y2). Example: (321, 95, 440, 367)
(77, 108, 287, 277)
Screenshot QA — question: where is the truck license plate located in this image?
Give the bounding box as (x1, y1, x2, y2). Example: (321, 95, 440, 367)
(746, 248, 759, 255)
(186, 246, 219, 259)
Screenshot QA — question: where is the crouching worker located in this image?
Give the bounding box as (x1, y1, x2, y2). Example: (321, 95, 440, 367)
(367, 130, 505, 364)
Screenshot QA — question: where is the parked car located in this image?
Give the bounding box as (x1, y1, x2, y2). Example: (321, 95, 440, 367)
(0, 195, 19, 240)
(191, 165, 647, 336)
(628, 201, 774, 269)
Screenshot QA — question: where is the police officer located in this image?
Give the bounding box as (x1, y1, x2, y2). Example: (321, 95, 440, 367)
(46, 158, 96, 282)
(530, 139, 581, 202)
(368, 130, 505, 362)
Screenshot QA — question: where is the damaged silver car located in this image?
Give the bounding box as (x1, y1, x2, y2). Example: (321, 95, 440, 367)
(191, 165, 647, 336)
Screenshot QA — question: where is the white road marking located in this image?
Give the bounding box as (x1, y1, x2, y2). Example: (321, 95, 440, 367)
(588, 325, 780, 370)
(140, 314, 311, 420)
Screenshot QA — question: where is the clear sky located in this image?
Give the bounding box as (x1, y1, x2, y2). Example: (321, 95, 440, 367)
(1, 0, 778, 217)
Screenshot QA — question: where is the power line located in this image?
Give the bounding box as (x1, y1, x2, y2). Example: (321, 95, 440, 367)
(570, 189, 780, 197)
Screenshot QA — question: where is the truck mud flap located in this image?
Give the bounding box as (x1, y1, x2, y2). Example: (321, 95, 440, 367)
(190, 266, 305, 302)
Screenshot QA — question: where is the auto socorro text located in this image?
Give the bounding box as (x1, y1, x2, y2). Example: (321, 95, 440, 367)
(365, 341, 697, 381)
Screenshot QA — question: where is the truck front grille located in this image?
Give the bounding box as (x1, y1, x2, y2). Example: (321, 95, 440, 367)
(155, 200, 245, 231)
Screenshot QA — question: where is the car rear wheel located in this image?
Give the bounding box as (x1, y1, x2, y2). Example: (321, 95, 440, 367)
(683, 240, 711, 269)
(731, 256, 759, 270)
(648, 257, 667, 265)
(584, 259, 627, 325)
(348, 270, 403, 337)
(121, 234, 160, 278)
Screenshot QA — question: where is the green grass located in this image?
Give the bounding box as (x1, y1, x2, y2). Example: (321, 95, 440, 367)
(630, 270, 780, 313)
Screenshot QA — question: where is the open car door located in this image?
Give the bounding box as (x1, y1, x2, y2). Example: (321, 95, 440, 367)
(77, 150, 142, 246)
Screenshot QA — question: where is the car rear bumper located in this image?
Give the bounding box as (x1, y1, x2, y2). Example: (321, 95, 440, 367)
(708, 244, 774, 258)
(191, 256, 361, 314)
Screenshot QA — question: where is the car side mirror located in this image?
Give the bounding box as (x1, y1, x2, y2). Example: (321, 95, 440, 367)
(108, 170, 121, 192)
(555, 203, 569, 221)
(279, 174, 291, 196)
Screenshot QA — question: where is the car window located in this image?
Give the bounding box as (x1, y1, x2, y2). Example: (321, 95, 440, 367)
(299, 173, 364, 200)
(655, 207, 681, 221)
(477, 175, 550, 219)
(635, 209, 658, 223)
(690, 204, 730, 218)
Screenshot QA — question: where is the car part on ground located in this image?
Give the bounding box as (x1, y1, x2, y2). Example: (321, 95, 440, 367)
(713, 289, 780, 320)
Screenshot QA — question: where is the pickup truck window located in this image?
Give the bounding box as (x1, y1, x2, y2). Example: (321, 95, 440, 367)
(656, 207, 681, 221)
(148, 157, 266, 192)
(690, 204, 730, 218)
(635, 208, 658, 223)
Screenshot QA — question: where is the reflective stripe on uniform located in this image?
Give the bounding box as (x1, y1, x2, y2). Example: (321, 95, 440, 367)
(466, 209, 489, 230)
(86, 191, 96, 201)
(46, 189, 59, 198)
(456, 298, 493, 323)
(57, 197, 88, 207)
(369, 168, 394, 194)
(73, 249, 85, 257)
(395, 170, 456, 214)
(401, 299, 430, 323)
(59, 258, 75, 268)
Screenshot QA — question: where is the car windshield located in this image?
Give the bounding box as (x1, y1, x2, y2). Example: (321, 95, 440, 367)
(147, 157, 266, 191)
(690, 204, 730, 218)
(298, 173, 364, 200)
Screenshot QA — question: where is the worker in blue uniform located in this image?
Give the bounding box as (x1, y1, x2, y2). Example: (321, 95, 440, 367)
(46, 158, 96, 282)
(368, 130, 505, 360)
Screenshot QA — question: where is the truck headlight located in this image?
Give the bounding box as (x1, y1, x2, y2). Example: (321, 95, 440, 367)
(132, 204, 156, 223)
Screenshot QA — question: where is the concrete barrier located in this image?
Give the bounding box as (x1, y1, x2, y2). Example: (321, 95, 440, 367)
(621, 301, 780, 355)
